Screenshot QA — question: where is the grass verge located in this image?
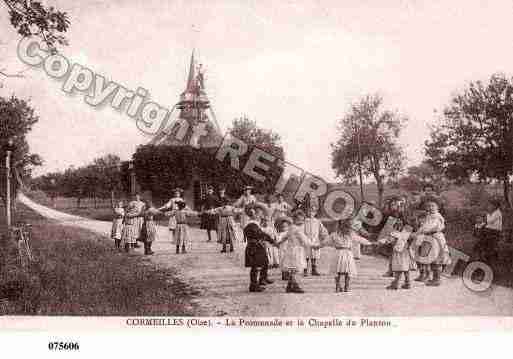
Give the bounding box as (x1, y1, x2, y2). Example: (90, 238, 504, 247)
(0, 203, 200, 315)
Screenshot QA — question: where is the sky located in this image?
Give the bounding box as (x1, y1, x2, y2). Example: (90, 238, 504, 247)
(1, 0, 513, 181)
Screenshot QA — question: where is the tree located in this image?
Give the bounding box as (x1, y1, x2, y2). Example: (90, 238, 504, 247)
(131, 117, 286, 203)
(229, 116, 284, 160)
(92, 154, 122, 207)
(331, 94, 407, 207)
(0, 96, 43, 206)
(1, 0, 70, 79)
(399, 160, 446, 192)
(425, 73, 513, 206)
(31, 154, 124, 208)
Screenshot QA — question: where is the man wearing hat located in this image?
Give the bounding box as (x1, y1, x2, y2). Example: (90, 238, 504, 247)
(158, 187, 185, 243)
(200, 185, 219, 242)
(244, 202, 275, 292)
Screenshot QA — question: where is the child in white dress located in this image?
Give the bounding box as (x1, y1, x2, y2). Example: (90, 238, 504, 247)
(261, 216, 280, 269)
(412, 201, 450, 286)
(413, 211, 431, 282)
(275, 216, 311, 293)
(321, 219, 374, 292)
(164, 200, 198, 254)
(379, 223, 414, 290)
(111, 200, 125, 250)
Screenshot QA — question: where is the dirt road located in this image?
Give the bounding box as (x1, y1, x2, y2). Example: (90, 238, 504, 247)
(19, 193, 513, 316)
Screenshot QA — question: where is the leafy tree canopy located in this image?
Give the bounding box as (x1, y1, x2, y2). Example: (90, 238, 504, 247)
(331, 94, 407, 206)
(425, 73, 513, 205)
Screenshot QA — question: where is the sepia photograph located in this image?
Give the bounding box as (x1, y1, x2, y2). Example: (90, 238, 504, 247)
(1, 1, 513, 347)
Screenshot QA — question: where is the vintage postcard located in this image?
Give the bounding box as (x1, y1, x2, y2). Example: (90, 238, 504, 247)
(1, 0, 513, 352)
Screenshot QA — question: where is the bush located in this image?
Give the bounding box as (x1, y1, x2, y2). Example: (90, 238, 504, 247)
(465, 184, 496, 208)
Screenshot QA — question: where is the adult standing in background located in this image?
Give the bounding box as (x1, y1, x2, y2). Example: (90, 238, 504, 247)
(216, 185, 231, 243)
(200, 185, 219, 242)
(212, 200, 243, 253)
(133, 193, 146, 248)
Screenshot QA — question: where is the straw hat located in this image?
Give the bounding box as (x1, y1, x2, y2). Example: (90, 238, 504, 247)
(274, 216, 293, 229)
(244, 202, 269, 217)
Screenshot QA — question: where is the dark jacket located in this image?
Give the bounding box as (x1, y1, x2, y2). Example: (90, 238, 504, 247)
(244, 222, 274, 268)
(200, 194, 220, 230)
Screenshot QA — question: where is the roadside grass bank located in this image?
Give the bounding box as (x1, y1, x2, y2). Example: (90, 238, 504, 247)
(0, 203, 201, 315)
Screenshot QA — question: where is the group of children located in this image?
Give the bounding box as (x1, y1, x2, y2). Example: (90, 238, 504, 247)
(239, 202, 376, 294)
(111, 185, 504, 295)
(111, 189, 199, 255)
(241, 193, 460, 294)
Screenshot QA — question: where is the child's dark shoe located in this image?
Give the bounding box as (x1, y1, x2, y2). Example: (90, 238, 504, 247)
(387, 281, 399, 290)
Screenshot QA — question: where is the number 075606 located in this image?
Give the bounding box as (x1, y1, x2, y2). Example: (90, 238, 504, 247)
(48, 342, 80, 351)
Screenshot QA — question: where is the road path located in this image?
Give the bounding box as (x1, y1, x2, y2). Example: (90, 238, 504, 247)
(19, 193, 513, 316)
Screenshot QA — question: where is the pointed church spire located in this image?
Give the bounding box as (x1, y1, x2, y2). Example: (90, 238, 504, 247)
(185, 50, 196, 93)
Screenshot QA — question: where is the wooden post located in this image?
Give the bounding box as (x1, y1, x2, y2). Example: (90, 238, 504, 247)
(5, 146, 12, 229)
